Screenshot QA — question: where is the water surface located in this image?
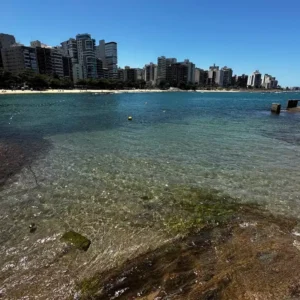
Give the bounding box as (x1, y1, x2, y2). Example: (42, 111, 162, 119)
(0, 91, 300, 299)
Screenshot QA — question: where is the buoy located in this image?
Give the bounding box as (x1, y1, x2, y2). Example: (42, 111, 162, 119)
(128, 116, 132, 121)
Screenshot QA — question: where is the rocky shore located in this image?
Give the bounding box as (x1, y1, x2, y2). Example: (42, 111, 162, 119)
(76, 206, 300, 300)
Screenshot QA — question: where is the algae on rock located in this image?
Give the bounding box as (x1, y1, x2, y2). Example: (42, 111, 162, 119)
(61, 231, 91, 251)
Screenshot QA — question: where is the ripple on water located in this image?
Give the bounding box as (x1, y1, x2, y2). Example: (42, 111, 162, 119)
(0, 92, 300, 298)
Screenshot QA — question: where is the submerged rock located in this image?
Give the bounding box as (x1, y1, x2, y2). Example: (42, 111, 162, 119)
(77, 207, 300, 300)
(61, 231, 91, 251)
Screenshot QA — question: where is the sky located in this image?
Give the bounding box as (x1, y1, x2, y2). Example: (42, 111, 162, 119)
(0, 0, 299, 86)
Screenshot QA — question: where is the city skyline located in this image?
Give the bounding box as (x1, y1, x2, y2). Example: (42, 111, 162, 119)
(0, 31, 280, 89)
(0, 0, 299, 86)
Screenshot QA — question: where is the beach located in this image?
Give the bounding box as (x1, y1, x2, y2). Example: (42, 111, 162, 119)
(0, 88, 249, 95)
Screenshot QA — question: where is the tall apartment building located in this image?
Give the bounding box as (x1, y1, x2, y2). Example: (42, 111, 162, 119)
(61, 38, 82, 82)
(221, 66, 233, 87)
(200, 69, 208, 86)
(247, 70, 262, 88)
(96, 58, 109, 79)
(166, 63, 188, 85)
(61, 39, 78, 63)
(62, 56, 73, 79)
(234, 74, 248, 88)
(35, 47, 53, 75)
(31, 42, 64, 78)
(117, 68, 125, 81)
(95, 40, 106, 68)
(51, 48, 64, 78)
(76, 33, 96, 79)
(105, 42, 118, 79)
(144, 63, 157, 85)
(208, 64, 219, 86)
(135, 68, 143, 81)
(1, 45, 38, 74)
(0, 33, 16, 68)
(262, 74, 278, 89)
(194, 68, 200, 84)
(157, 56, 177, 82)
(183, 59, 195, 83)
(124, 66, 136, 82)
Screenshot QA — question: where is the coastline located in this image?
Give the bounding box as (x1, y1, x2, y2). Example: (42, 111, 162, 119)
(0, 88, 286, 95)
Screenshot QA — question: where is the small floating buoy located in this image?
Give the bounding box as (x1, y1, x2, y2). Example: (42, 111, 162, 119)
(128, 116, 132, 121)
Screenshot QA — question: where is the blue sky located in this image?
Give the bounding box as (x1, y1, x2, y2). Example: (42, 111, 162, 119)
(1, 0, 299, 86)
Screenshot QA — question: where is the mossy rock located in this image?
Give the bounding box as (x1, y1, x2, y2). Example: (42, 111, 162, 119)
(61, 231, 91, 251)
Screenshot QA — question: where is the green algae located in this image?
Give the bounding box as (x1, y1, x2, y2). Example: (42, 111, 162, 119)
(163, 187, 248, 233)
(61, 231, 91, 251)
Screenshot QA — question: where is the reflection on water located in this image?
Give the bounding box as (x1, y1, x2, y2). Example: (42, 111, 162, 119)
(0, 92, 300, 298)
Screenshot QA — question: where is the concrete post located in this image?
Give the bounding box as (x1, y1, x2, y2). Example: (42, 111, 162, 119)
(271, 103, 281, 114)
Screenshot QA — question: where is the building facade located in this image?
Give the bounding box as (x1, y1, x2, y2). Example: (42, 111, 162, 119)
(183, 59, 195, 83)
(157, 56, 177, 83)
(1, 45, 38, 74)
(105, 42, 118, 79)
(62, 56, 73, 80)
(247, 70, 262, 88)
(262, 74, 278, 89)
(76, 33, 96, 79)
(221, 66, 233, 87)
(144, 63, 157, 85)
(96, 58, 109, 79)
(0, 33, 16, 68)
(35, 47, 53, 76)
(207, 64, 219, 86)
(166, 63, 188, 85)
(51, 48, 64, 78)
(95, 40, 106, 68)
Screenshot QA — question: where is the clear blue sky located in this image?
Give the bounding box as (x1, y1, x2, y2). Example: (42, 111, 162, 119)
(1, 0, 299, 86)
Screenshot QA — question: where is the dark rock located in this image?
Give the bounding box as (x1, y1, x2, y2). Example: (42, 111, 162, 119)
(61, 231, 91, 251)
(29, 223, 37, 233)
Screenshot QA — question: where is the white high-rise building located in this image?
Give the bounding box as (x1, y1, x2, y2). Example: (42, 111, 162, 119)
(247, 70, 262, 88)
(215, 69, 224, 86)
(194, 68, 200, 84)
(262, 74, 278, 89)
(76, 33, 96, 79)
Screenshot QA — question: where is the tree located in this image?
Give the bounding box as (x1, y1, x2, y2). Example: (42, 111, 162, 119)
(28, 74, 49, 89)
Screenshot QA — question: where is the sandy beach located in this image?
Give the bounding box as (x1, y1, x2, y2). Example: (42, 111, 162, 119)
(0, 88, 241, 95)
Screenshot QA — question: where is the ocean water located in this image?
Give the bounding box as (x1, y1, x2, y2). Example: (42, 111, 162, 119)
(0, 91, 300, 299)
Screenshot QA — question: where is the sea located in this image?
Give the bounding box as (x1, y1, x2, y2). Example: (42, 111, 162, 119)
(0, 91, 300, 299)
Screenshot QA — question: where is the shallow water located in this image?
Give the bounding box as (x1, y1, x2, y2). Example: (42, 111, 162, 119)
(0, 92, 300, 299)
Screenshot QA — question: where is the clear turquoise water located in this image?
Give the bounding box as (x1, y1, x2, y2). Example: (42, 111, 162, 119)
(0, 91, 300, 298)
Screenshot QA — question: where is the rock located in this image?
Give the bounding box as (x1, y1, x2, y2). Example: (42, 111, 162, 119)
(29, 223, 37, 233)
(61, 231, 91, 251)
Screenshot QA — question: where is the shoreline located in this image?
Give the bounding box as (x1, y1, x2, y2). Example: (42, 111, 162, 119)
(0, 88, 287, 95)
